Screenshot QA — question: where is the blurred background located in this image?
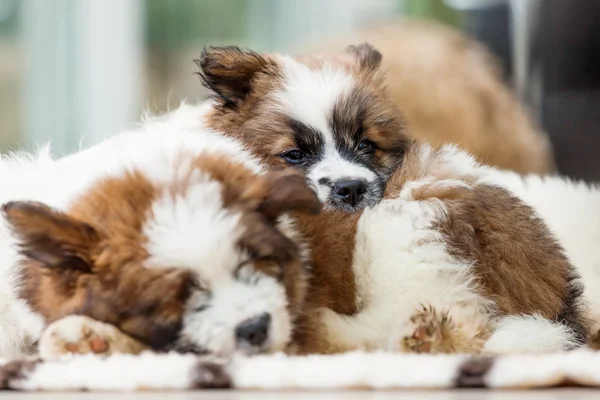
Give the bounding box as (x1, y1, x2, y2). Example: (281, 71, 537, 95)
(0, 0, 598, 179)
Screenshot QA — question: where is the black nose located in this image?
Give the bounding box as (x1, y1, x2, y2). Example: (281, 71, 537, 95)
(333, 180, 368, 206)
(235, 313, 271, 347)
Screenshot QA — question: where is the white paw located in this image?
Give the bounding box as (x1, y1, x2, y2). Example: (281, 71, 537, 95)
(38, 315, 145, 360)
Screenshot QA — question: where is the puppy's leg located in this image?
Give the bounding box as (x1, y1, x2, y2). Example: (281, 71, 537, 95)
(39, 315, 148, 360)
(396, 305, 489, 354)
(306, 307, 378, 354)
(483, 314, 580, 354)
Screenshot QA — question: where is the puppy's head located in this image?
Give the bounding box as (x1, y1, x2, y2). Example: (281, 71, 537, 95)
(198, 44, 410, 212)
(4, 154, 319, 357)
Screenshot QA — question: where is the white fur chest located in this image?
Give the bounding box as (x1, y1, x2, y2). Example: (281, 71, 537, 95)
(320, 181, 488, 350)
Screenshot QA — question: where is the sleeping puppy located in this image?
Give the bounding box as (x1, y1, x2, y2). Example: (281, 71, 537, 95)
(0, 125, 320, 359)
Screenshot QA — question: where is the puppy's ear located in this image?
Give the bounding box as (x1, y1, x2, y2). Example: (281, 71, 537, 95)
(195, 46, 276, 108)
(3, 201, 99, 272)
(346, 43, 382, 72)
(257, 170, 322, 220)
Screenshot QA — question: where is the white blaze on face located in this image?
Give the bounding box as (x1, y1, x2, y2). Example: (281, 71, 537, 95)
(181, 267, 291, 356)
(142, 174, 291, 355)
(273, 56, 379, 204)
(308, 149, 379, 203)
(143, 175, 243, 278)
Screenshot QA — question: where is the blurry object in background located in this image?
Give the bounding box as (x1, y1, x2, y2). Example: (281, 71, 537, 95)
(445, 0, 600, 181)
(3, 0, 598, 180)
(0, 0, 20, 151)
(306, 19, 555, 174)
(20, 0, 143, 156)
(145, 0, 253, 113)
(531, 0, 600, 181)
(444, 0, 512, 81)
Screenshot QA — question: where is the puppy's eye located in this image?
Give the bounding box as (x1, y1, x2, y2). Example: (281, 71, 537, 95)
(194, 305, 209, 313)
(358, 140, 377, 153)
(281, 150, 307, 164)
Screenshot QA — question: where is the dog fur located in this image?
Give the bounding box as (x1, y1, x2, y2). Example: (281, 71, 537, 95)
(199, 44, 410, 212)
(292, 144, 586, 355)
(49, 141, 589, 357)
(0, 114, 320, 359)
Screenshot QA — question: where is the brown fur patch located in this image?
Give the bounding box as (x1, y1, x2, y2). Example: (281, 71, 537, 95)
(196, 46, 280, 109)
(436, 185, 577, 319)
(346, 43, 383, 72)
(290, 211, 361, 354)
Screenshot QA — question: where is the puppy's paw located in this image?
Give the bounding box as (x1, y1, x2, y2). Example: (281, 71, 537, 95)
(39, 315, 148, 360)
(398, 305, 487, 354)
(399, 305, 451, 353)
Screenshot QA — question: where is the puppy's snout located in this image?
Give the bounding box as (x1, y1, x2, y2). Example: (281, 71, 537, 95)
(333, 180, 367, 206)
(235, 313, 271, 347)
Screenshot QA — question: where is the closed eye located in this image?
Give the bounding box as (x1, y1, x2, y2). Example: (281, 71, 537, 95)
(236, 257, 283, 282)
(193, 304, 210, 313)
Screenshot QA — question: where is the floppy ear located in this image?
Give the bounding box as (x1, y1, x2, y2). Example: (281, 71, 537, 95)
(2, 201, 99, 272)
(195, 46, 276, 108)
(346, 43, 383, 72)
(257, 170, 322, 220)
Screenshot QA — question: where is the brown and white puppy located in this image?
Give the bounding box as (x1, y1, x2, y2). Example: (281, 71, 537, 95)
(291, 144, 586, 355)
(199, 44, 410, 213)
(304, 19, 556, 175)
(0, 124, 320, 359)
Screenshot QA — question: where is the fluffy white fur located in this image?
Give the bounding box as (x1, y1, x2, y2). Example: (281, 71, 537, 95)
(4, 350, 600, 391)
(0, 106, 294, 358)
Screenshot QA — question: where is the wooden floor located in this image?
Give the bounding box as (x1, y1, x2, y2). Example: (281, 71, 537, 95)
(1, 389, 599, 399)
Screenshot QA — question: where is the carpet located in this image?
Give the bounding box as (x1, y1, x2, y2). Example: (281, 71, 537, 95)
(1, 350, 600, 391)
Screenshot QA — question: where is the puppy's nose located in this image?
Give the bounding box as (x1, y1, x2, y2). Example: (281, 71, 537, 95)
(333, 180, 367, 206)
(235, 313, 271, 347)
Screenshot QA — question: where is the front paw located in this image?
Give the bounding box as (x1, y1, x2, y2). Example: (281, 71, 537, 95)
(39, 315, 147, 360)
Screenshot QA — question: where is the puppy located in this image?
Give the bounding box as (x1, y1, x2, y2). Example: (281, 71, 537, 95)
(198, 44, 409, 212)
(0, 124, 320, 359)
(197, 38, 553, 217)
(292, 144, 586, 355)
